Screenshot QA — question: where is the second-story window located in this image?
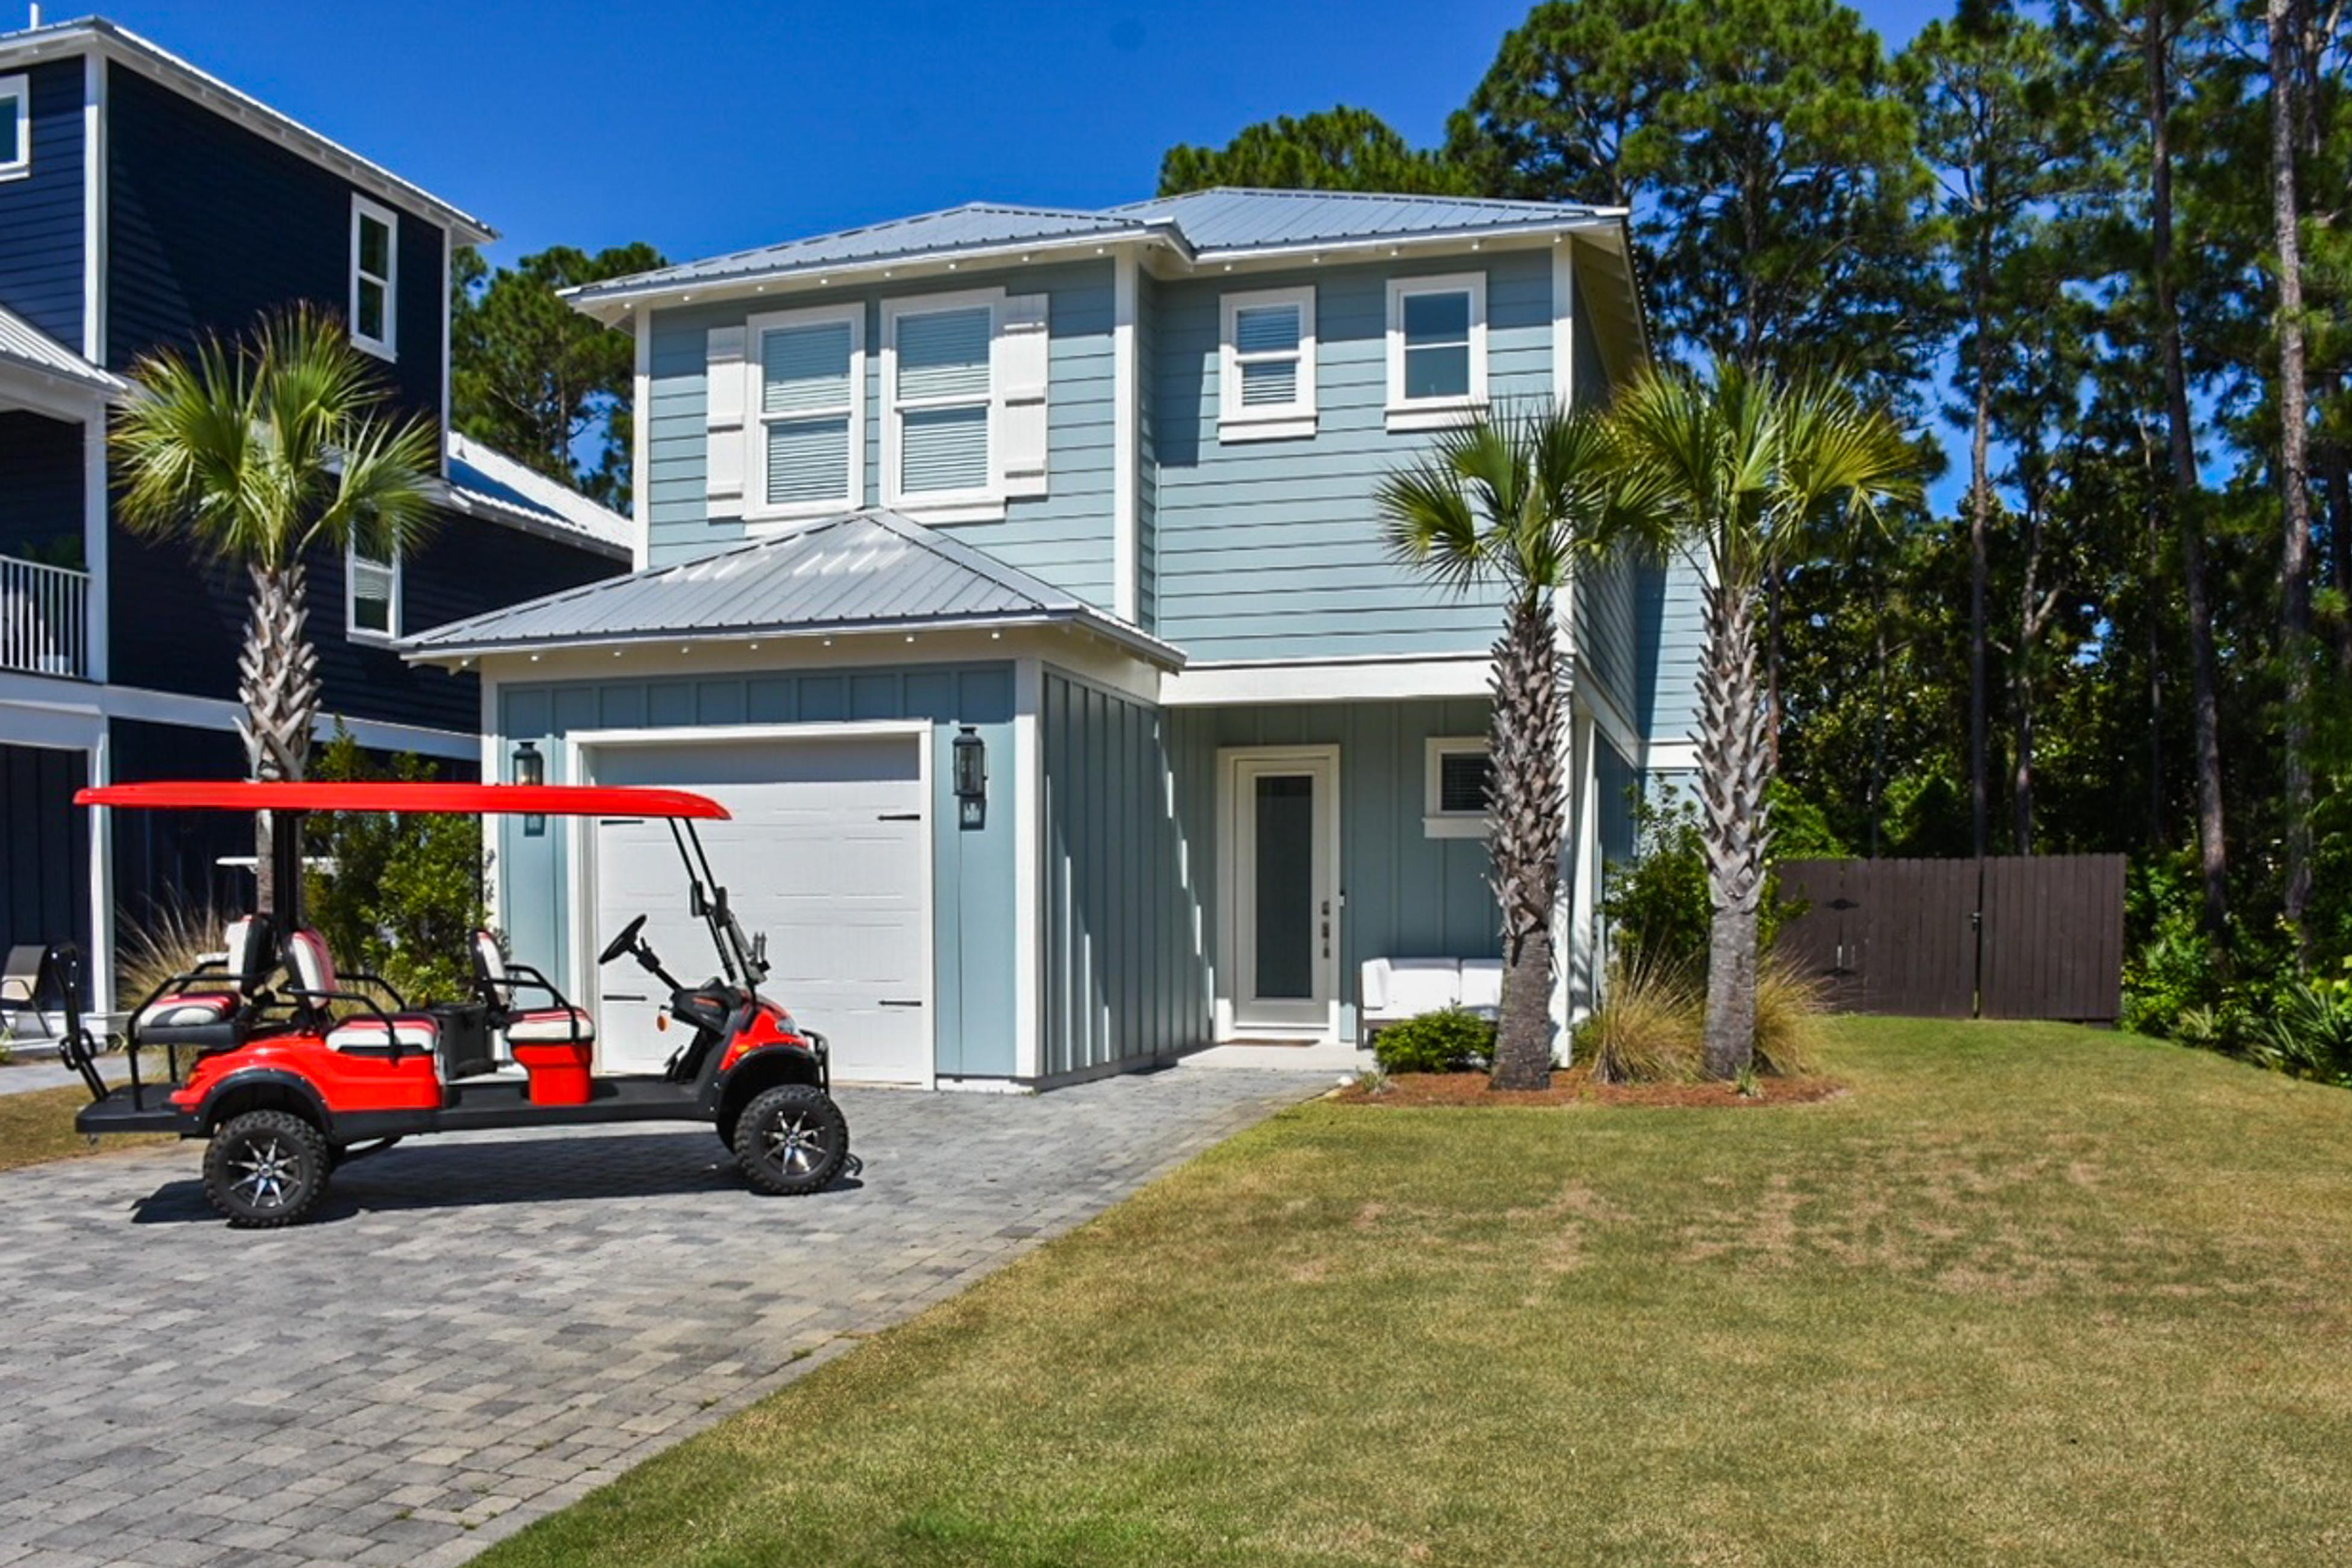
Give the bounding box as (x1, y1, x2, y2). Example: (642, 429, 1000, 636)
(347, 546, 400, 642)
(1219, 286, 1316, 442)
(350, 195, 398, 360)
(0, 75, 28, 181)
(1386, 272, 1488, 431)
(885, 298, 995, 509)
(748, 305, 863, 521)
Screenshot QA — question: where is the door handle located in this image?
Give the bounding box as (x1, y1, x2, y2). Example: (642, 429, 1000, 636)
(878, 998, 924, 1008)
(604, 992, 649, 1003)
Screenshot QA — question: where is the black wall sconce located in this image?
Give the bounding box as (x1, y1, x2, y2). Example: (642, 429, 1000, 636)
(952, 726, 986, 830)
(514, 740, 546, 835)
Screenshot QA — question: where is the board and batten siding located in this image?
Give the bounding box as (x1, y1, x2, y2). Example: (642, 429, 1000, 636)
(1039, 670, 1208, 1077)
(496, 664, 1018, 1078)
(642, 261, 1119, 605)
(1149, 249, 1554, 663)
(0, 58, 84, 350)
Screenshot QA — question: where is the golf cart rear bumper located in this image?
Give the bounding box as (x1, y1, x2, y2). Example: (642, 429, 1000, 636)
(76, 1085, 198, 1137)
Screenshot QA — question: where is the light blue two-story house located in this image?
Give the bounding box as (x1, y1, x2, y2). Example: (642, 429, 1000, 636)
(404, 189, 1701, 1089)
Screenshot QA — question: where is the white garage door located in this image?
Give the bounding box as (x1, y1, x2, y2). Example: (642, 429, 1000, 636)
(584, 732, 930, 1085)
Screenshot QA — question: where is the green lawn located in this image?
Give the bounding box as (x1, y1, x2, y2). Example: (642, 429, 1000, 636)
(481, 1018, 2352, 1567)
(0, 1080, 172, 1173)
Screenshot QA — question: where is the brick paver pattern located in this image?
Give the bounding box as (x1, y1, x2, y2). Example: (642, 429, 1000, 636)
(0, 1068, 1315, 1568)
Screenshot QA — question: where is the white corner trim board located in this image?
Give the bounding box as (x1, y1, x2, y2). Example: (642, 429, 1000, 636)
(1159, 653, 1492, 707)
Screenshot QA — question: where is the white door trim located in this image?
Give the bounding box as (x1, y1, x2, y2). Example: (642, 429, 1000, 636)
(563, 720, 936, 1087)
(1214, 744, 1341, 1043)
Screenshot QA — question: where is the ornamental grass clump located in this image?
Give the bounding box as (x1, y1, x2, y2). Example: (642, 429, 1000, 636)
(1578, 954, 1702, 1085)
(1752, 956, 1828, 1077)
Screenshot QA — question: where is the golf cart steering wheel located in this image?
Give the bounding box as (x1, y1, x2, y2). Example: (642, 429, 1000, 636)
(599, 915, 648, 966)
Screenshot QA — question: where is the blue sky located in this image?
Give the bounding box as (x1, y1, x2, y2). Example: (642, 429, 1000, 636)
(98, 0, 1952, 266)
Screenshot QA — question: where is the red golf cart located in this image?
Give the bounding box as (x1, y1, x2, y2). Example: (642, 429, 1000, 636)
(58, 779, 851, 1226)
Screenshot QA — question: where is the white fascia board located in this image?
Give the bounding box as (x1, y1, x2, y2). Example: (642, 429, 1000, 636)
(566, 225, 1191, 326)
(0, 362, 117, 420)
(1158, 653, 1492, 707)
(3, 676, 479, 759)
(438, 483, 632, 561)
(1168, 215, 1624, 277)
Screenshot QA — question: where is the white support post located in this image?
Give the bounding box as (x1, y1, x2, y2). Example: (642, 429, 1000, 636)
(1112, 252, 1139, 623)
(87, 726, 114, 1017)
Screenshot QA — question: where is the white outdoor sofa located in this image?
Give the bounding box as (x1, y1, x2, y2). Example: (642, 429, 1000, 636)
(1359, 957, 1504, 1038)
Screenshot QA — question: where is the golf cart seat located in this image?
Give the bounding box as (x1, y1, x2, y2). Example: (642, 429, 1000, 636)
(285, 929, 441, 1059)
(472, 933, 594, 1045)
(134, 915, 278, 1051)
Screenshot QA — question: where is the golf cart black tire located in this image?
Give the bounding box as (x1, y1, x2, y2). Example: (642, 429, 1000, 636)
(731, 1085, 848, 1196)
(203, 1109, 332, 1228)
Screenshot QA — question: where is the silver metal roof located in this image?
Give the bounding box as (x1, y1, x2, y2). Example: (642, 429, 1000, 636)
(0, 303, 127, 399)
(402, 507, 1184, 667)
(570, 203, 1151, 298)
(1108, 187, 1614, 251)
(443, 432, 632, 558)
(567, 188, 1619, 311)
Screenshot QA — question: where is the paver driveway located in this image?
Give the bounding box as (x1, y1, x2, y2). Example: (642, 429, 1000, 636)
(0, 1068, 1316, 1568)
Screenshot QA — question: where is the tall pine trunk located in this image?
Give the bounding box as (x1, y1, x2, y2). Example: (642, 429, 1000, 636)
(2268, 0, 2315, 963)
(239, 560, 321, 915)
(1698, 580, 1771, 1080)
(2013, 480, 2048, 856)
(1969, 316, 1994, 861)
(2143, 7, 2230, 952)
(1487, 598, 1563, 1091)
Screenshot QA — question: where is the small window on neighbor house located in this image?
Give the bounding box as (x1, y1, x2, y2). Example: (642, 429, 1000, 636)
(350, 195, 397, 359)
(0, 75, 28, 180)
(750, 307, 862, 519)
(1219, 286, 1316, 441)
(347, 547, 399, 641)
(1425, 737, 1493, 839)
(1387, 273, 1487, 430)
(889, 302, 995, 502)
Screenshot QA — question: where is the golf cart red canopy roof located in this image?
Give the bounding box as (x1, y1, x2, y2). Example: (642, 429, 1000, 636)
(74, 781, 731, 819)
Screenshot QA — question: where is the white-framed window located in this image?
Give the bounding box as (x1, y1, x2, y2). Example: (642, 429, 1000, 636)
(347, 546, 400, 642)
(883, 291, 1001, 519)
(1423, 735, 1493, 839)
(0, 75, 29, 181)
(1386, 272, 1487, 431)
(744, 303, 864, 523)
(349, 194, 398, 360)
(1218, 286, 1316, 442)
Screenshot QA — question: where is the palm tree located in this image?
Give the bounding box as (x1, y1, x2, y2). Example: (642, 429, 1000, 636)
(112, 304, 440, 912)
(1378, 403, 1660, 1091)
(1610, 362, 1919, 1080)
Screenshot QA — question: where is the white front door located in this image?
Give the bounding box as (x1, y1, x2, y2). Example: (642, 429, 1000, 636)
(1223, 748, 1340, 1039)
(581, 730, 932, 1085)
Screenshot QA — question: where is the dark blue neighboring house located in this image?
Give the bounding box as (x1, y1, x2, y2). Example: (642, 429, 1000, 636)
(0, 17, 631, 1012)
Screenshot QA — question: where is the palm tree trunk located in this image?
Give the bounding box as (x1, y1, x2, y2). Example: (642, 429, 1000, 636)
(239, 560, 321, 915)
(1487, 598, 1563, 1091)
(2268, 0, 2314, 965)
(1698, 580, 1770, 1080)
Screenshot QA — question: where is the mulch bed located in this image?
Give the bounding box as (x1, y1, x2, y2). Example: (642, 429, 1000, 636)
(1334, 1068, 1849, 1109)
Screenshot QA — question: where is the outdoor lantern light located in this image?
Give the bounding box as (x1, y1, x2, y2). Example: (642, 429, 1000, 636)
(514, 740, 546, 835)
(952, 726, 986, 830)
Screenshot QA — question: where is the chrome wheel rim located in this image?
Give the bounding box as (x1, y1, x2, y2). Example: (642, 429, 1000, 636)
(762, 1110, 828, 1176)
(227, 1136, 300, 1209)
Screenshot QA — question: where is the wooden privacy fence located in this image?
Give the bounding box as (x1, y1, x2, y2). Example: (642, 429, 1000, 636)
(1774, 855, 2126, 1024)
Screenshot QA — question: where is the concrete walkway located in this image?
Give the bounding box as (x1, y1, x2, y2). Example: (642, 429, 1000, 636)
(0, 1067, 1317, 1567)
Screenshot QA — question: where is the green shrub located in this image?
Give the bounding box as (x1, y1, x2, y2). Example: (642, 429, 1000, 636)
(2120, 852, 2223, 1039)
(2247, 962, 2352, 1086)
(1372, 1007, 1495, 1074)
(1602, 784, 1830, 982)
(304, 727, 493, 1005)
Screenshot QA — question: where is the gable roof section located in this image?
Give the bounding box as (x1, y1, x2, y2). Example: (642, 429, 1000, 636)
(402, 507, 1184, 668)
(0, 301, 127, 401)
(442, 433, 632, 559)
(567, 187, 1625, 317)
(1106, 187, 1618, 253)
(0, 15, 494, 242)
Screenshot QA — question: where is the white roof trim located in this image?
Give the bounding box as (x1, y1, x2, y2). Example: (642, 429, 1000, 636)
(0, 17, 495, 243)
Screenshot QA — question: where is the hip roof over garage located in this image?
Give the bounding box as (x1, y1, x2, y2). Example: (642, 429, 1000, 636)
(400, 506, 1184, 669)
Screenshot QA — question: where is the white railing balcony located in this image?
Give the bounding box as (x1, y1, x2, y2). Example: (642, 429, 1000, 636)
(0, 553, 91, 680)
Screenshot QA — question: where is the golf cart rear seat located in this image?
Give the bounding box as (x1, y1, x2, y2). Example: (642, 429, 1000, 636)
(284, 929, 443, 1058)
(134, 915, 278, 1052)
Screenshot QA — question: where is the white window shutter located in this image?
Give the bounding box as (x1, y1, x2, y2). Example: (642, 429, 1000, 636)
(705, 325, 747, 505)
(998, 294, 1050, 499)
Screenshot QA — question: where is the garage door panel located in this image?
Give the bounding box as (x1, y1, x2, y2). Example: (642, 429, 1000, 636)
(585, 734, 929, 1085)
